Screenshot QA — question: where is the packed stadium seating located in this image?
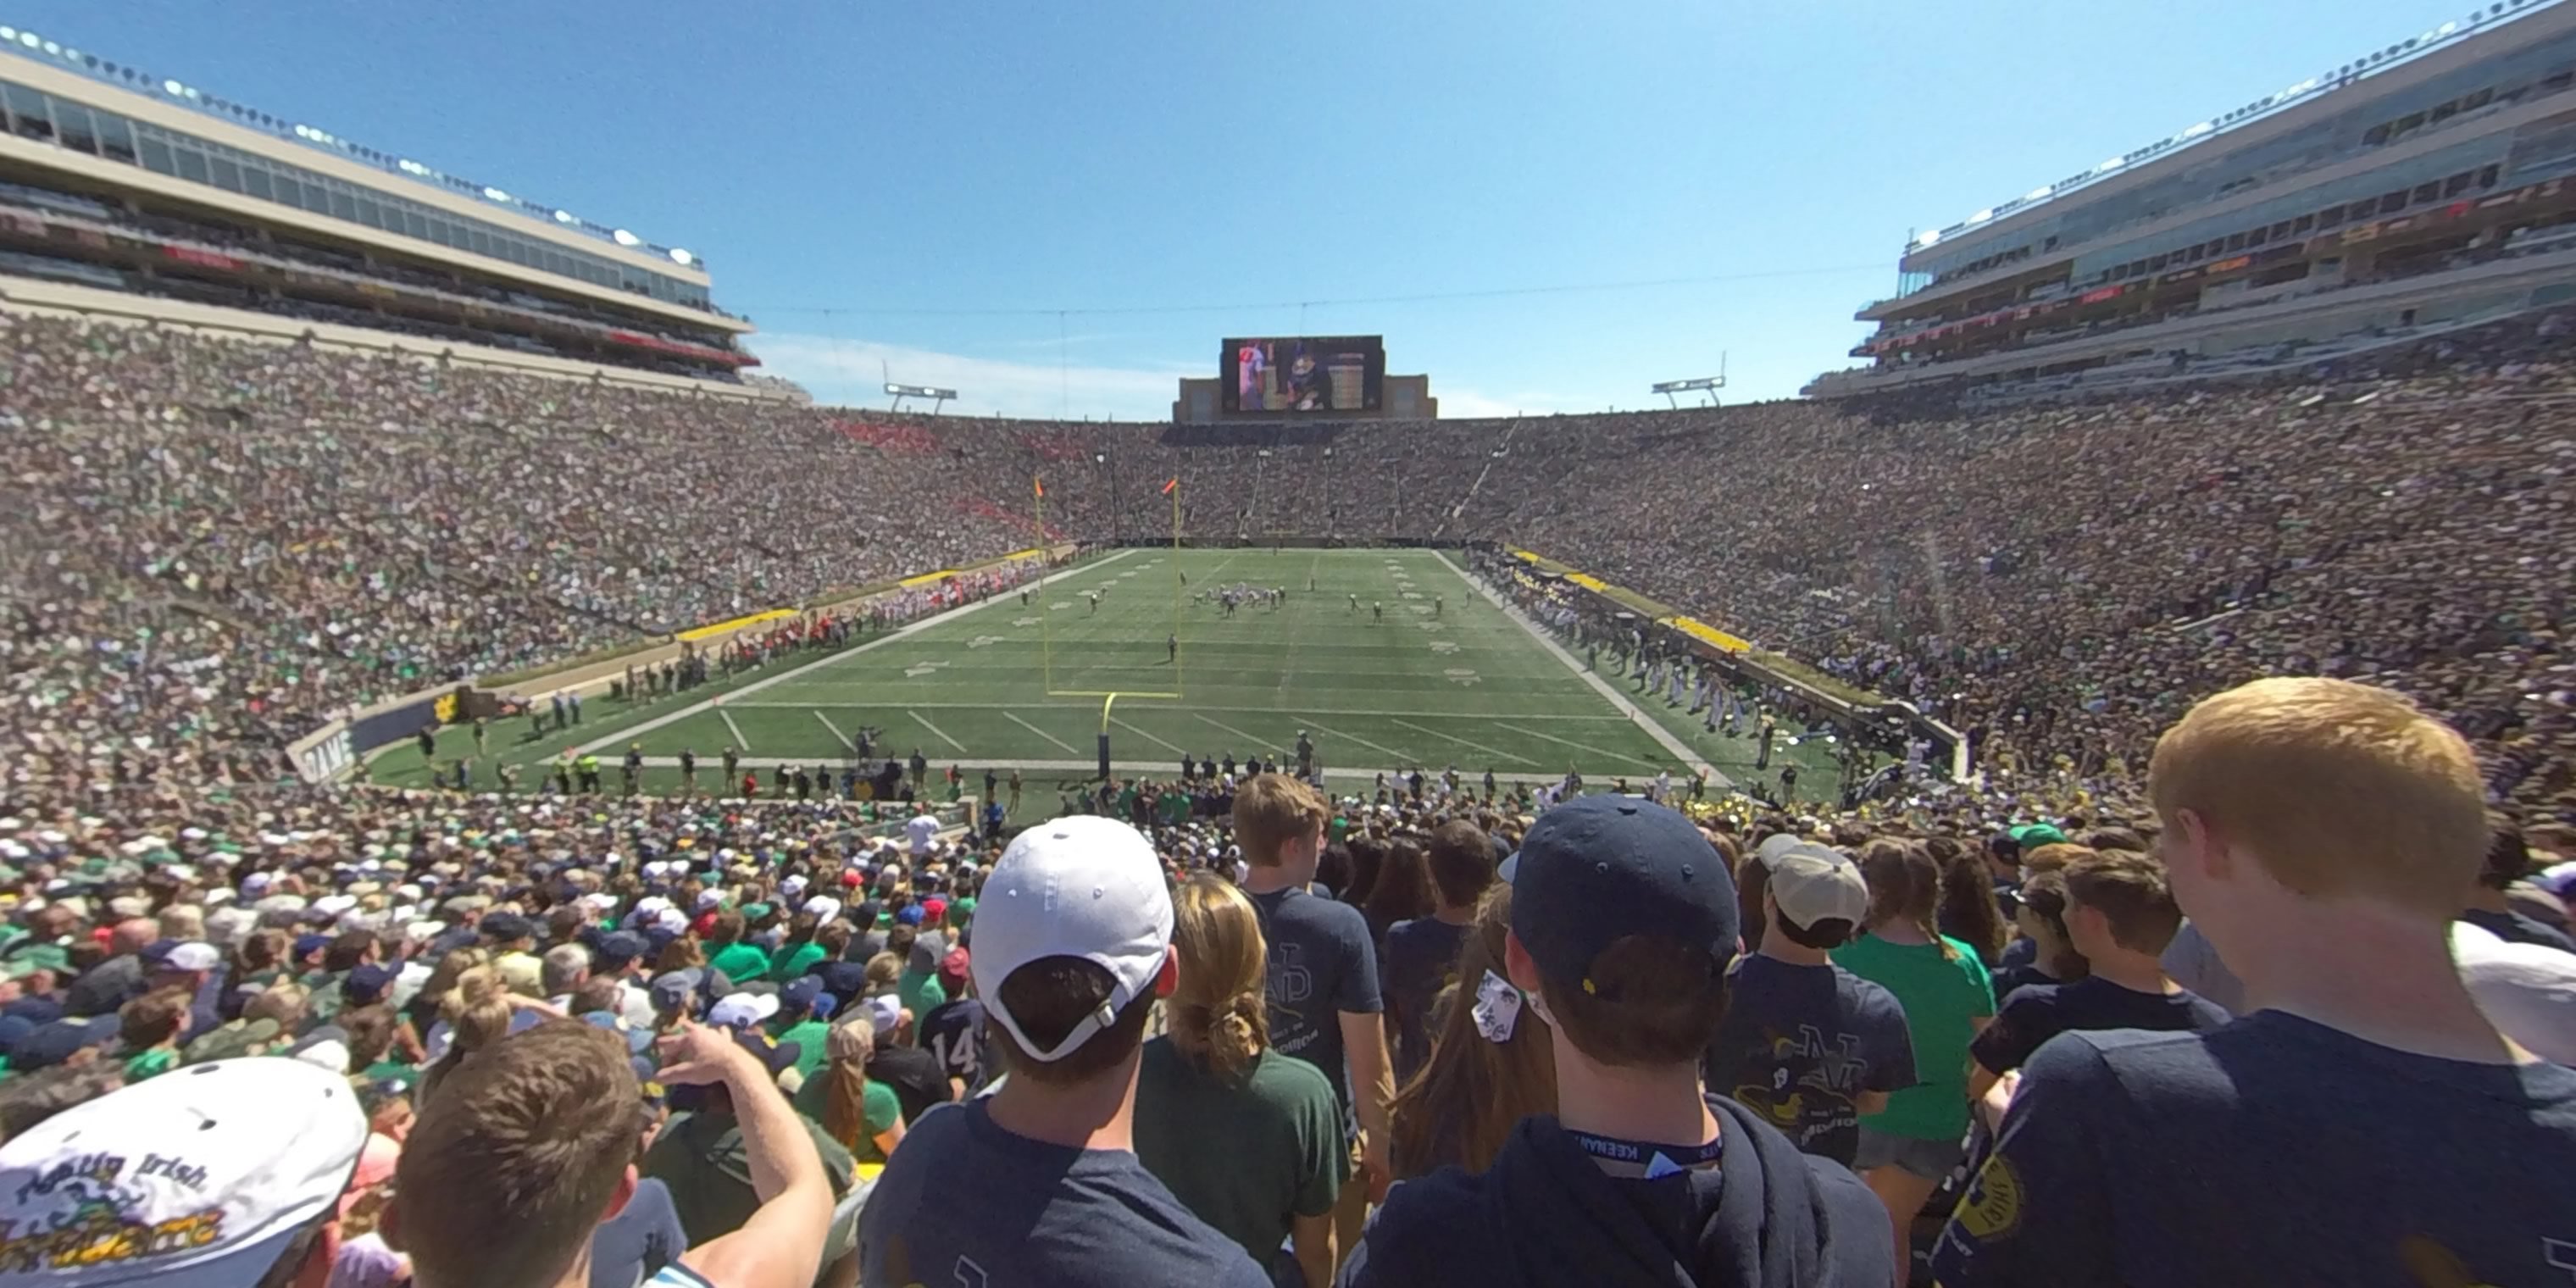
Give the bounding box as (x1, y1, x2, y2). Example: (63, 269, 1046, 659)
(5, 304, 2571, 833)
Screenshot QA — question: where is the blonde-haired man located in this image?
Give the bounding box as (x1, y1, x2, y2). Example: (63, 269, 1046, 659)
(1935, 677, 2576, 1286)
(1235, 773, 1394, 1263)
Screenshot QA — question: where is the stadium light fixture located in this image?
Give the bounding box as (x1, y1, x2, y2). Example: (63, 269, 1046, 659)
(612, 229, 642, 247)
(669, 247, 696, 266)
(482, 186, 511, 202)
(1651, 367, 1728, 409)
(885, 382, 956, 414)
(553, 209, 576, 224)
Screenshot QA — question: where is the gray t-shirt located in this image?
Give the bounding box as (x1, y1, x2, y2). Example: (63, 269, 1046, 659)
(1247, 886, 1382, 1134)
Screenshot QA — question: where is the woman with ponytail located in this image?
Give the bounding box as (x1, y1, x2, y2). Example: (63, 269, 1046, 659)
(1386, 883, 1556, 1181)
(1135, 875, 1345, 1288)
(414, 965, 517, 1108)
(1834, 838, 1997, 1263)
(793, 1013, 907, 1166)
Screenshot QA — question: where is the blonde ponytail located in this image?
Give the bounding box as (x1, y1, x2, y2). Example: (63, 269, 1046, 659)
(1169, 876, 1272, 1081)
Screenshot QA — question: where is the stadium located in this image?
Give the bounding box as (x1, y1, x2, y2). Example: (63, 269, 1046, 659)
(0, 4, 2572, 1288)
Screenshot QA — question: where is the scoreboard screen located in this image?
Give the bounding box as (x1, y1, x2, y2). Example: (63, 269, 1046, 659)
(1222, 336, 1385, 414)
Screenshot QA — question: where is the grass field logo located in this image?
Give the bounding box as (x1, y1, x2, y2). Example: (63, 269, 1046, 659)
(1445, 668, 1482, 686)
(968, 636, 1004, 649)
(905, 660, 950, 678)
(1013, 617, 1041, 627)
(1430, 640, 1461, 654)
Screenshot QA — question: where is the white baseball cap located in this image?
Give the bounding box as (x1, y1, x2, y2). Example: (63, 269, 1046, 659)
(0, 1058, 365, 1286)
(707, 991, 781, 1030)
(970, 815, 1173, 1063)
(1766, 841, 1871, 930)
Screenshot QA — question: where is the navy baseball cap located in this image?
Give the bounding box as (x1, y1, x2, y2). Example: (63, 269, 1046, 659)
(291, 933, 331, 960)
(481, 913, 536, 942)
(817, 960, 870, 1002)
(780, 976, 829, 1017)
(343, 963, 399, 1008)
(594, 930, 647, 969)
(1506, 796, 1736, 996)
(649, 968, 705, 1014)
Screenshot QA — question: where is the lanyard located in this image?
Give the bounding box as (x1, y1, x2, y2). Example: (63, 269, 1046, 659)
(1565, 1126, 1724, 1180)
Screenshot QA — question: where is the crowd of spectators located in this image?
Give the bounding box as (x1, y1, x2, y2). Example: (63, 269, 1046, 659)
(2, 680, 2570, 1287)
(4, 298, 2575, 1283)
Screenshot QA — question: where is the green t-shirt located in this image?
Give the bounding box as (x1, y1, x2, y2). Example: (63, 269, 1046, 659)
(771, 1019, 831, 1085)
(774, 942, 828, 982)
(1131, 1037, 1343, 1268)
(1832, 931, 1996, 1141)
(897, 970, 947, 1023)
(708, 942, 772, 985)
(643, 1109, 855, 1247)
(790, 1071, 904, 1166)
(124, 1048, 179, 1082)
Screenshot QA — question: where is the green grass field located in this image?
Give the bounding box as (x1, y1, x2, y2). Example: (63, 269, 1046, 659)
(376, 549, 1846, 802)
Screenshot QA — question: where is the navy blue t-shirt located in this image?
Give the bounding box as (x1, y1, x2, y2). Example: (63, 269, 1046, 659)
(1702, 953, 1918, 1166)
(1248, 885, 1383, 1132)
(918, 997, 989, 1092)
(859, 1099, 1269, 1288)
(1933, 1010, 2576, 1287)
(1380, 915, 1468, 1085)
(1969, 976, 2229, 1075)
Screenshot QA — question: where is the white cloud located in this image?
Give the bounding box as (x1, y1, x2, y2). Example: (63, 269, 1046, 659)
(1435, 386, 1535, 419)
(747, 331, 1193, 420)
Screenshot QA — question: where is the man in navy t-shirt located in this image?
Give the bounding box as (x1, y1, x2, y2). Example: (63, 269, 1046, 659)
(1343, 797, 1891, 1288)
(1935, 678, 2576, 1287)
(1236, 774, 1394, 1263)
(859, 817, 1266, 1288)
(1381, 820, 1497, 1083)
(917, 949, 987, 1095)
(1968, 848, 2227, 1108)
(1703, 840, 1915, 1167)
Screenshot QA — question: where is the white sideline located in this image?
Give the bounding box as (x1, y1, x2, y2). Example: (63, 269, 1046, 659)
(569, 549, 1139, 756)
(1430, 550, 1718, 783)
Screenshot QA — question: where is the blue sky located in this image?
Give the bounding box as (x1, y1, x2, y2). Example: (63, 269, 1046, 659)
(10, 0, 2475, 417)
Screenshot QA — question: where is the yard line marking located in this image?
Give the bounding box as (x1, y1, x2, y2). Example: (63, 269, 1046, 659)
(1300, 717, 1415, 766)
(1110, 716, 1186, 754)
(1496, 721, 1663, 771)
(719, 708, 752, 751)
(1004, 711, 1080, 756)
(1192, 712, 1272, 750)
(1389, 718, 1540, 768)
(813, 709, 854, 752)
(1430, 549, 1718, 784)
(565, 548, 1139, 756)
(908, 709, 968, 753)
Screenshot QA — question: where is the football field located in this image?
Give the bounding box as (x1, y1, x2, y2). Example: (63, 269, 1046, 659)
(385, 548, 1844, 800)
